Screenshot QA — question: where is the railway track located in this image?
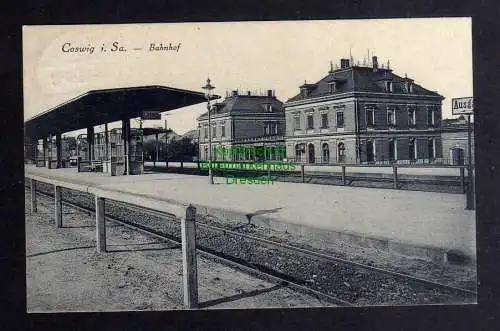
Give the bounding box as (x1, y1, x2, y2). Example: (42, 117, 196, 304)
(27, 184, 477, 306)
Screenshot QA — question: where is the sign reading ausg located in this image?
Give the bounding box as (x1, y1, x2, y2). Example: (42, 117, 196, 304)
(451, 97, 474, 115)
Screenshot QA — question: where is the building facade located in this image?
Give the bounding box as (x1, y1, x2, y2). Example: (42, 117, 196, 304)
(197, 90, 285, 161)
(284, 56, 444, 164)
(441, 118, 475, 165)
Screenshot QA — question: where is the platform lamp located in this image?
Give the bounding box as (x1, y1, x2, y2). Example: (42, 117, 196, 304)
(202, 78, 215, 185)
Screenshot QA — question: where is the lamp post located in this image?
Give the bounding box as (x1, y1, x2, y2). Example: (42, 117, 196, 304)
(202, 78, 215, 184)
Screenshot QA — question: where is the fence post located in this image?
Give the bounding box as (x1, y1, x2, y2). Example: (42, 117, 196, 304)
(301, 164, 305, 183)
(30, 179, 37, 213)
(54, 185, 62, 227)
(460, 167, 465, 193)
(342, 165, 346, 185)
(95, 196, 106, 252)
(182, 205, 198, 308)
(393, 165, 398, 189)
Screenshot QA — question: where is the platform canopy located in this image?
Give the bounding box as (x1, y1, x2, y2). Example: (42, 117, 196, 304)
(25, 85, 219, 140)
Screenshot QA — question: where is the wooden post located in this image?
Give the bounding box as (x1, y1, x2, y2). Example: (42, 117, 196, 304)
(54, 185, 62, 227)
(30, 179, 37, 213)
(460, 167, 465, 193)
(393, 165, 398, 189)
(182, 205, 198, 308)
(301, 164, 305, 183)
(342, 165, 346, 185)
(95, 196, 106, 252)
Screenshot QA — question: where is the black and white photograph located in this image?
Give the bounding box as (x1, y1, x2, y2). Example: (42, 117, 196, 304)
(23, 19, 476, 312)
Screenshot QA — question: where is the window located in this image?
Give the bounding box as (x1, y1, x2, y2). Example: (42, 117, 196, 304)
(301, 88, 308, 98)
(409, 138, 417, 161)
(294, 116, 300, 130)
(427, 107, 435, 126)
(387, 108, 396, 126)
(211, 124, 216, 138)
(307, 114, 314, 129)
(328, 82, 336, 93)
(204, 126, 208, 139)
(386, 81, 393, 93)
(273, 122, 278, 134)
(221, 124, 226, 137)
(336, 111, 344, 128)
(388, 139, 396, 162)
(406, 82, 413, 93)
(268, 105, 273, 112)
(295, 144, 302, 162)
(321, 113, 329, 128)
(428, 138, 435, 159)
(264, 122, 270, 135)
(322, 143, 330, 163)
(337, 142, 345, 162)
(408, 107, 416, 127)
(366, 108, 375, 127)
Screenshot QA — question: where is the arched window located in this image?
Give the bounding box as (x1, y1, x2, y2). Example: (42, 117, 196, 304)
(409, 138, 417, 161)
(428, 138, 435, 159)
(388, 139, 396, 162)
(337, 142, 345, 162)
(295, 144, 302, 162)
(322, 143, 330, 163)
(308, 144, 316, 164)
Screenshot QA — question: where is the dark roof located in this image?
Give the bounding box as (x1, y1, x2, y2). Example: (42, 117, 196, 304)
(197, 94, 284, 120)
(25, 85, 219, 139)
(287, 66, 443, 103)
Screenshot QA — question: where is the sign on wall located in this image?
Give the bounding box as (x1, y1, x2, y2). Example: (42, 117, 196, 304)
(451, 97, 474, 115)
(141, 110, 161, 120)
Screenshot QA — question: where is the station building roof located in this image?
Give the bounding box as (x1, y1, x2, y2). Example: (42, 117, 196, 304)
(25, 85, 219, 140)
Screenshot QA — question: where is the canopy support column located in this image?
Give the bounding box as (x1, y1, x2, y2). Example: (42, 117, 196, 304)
(87, 126, 94, 163)
(104, 124, 109, 161)
(122, 119, 131, 175)
(55, 133, 62, 168)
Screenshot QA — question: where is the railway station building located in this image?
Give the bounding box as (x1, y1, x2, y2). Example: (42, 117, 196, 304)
(197, 89, 286, 162)
(284, 56, 444, 164)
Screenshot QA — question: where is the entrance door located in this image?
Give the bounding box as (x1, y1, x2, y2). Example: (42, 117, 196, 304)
(451, 148, 464, 165)
(366, 140, 375, 163)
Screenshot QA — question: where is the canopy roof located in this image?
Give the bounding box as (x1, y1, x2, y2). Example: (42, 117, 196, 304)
(25, 85, 219, 139)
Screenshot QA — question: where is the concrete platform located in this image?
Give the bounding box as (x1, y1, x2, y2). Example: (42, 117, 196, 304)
(25, 165, 476, 262)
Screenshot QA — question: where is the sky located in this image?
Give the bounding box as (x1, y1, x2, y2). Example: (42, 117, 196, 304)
(23, 18, 472, 137)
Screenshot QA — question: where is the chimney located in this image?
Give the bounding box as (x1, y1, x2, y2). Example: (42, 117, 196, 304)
(340, 58, 350, 69)
(232, 90, 238, 96)
(267, 89, 273, 97)
(372, 56, 378, 72)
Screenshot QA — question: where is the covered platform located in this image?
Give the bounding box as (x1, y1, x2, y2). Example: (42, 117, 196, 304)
(24, 85, 218, 175)
(25, 164, 476, 262)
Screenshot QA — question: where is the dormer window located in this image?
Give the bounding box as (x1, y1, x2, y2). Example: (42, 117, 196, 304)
(385, 81, 393, 93)
(405, 81, 413, 93)
(328, 82, 336, 93)
(267, 104, 273, 112)
(301, 87, 308, 97)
